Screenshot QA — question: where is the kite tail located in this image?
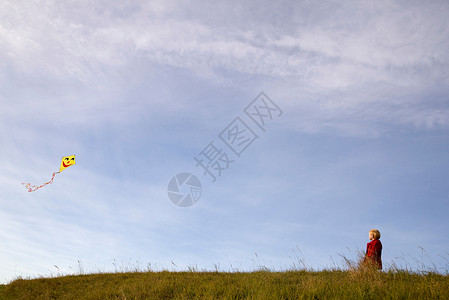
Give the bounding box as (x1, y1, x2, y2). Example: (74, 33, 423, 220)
(22, 171, 60, 192)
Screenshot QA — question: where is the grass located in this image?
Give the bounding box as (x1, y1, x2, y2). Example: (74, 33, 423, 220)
(1, 269, 448, 299)
(1, 252, 448, 299)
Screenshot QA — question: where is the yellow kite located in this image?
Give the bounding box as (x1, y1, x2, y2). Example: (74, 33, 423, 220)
(22, 155, 76, 192)
(60, 155, 76, 172)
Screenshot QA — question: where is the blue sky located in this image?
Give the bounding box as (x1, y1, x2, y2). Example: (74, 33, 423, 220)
(1, 0, 449, 282)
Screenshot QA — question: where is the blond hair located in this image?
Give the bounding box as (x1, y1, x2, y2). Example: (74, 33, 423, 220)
(369, 229, 381, 240)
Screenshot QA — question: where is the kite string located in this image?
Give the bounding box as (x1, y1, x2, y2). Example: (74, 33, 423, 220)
(22, 171, 60, 192)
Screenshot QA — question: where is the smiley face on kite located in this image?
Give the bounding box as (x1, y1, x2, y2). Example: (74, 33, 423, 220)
(59, 155, 76, 172)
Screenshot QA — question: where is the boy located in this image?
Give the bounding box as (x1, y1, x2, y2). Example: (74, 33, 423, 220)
(364, 229, 382, 270)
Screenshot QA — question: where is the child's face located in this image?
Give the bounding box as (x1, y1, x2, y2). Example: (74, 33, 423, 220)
(369, 232, 374, 240)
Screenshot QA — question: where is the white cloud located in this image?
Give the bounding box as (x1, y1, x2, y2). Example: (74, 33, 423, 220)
(2, 0, 447, 84)
(1, 0, 448, 149)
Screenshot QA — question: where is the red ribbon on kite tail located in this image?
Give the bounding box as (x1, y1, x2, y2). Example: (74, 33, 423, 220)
(22, 171, 60, 192)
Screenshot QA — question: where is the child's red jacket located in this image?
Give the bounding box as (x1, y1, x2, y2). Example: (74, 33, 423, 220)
(365, 239, 382, 269)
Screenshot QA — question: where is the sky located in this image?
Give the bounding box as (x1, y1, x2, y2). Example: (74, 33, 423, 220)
(1, 0, 449, 283)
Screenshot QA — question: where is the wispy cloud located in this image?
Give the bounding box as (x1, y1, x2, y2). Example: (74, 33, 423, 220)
(2, 1, 448, 82)
(2, 0, 448, 136)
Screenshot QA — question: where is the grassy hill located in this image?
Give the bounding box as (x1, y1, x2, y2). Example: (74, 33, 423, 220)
(1, 268, 448, 299)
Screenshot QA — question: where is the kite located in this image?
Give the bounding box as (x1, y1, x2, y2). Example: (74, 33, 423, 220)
(22, 155, 76, 192)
